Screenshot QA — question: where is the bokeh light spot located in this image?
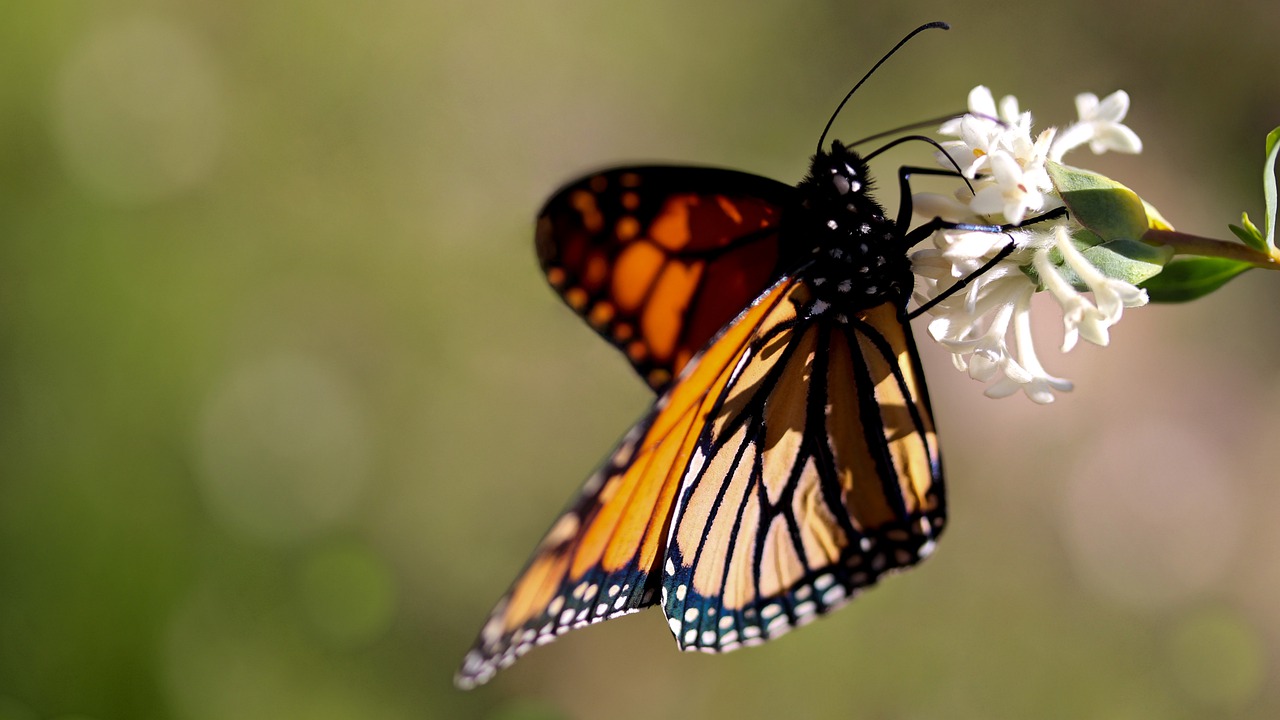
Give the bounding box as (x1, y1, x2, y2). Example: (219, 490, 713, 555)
(196, 354, 371, 546)
(297, 540, 397, 647)
(53, 16, 223, 203)
(1166, 608, 1266, 709)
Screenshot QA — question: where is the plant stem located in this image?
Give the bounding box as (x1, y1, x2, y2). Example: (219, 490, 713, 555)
(1143, 229, 1279, 268)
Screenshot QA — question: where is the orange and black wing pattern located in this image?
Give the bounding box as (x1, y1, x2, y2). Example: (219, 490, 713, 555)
(536, 167, 797, 390)
(455, 277, 801, 689)
(660, 291, 944, 652)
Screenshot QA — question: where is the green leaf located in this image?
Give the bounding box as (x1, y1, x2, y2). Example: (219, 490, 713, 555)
(1034, 237, 1172, 289)
(1139, 257, 1254, 302)
(1084, 239, 1173, 283)
(1021, 236, 1172, 291)
(1047, 161, 1151, 242)
(1228, 212, 1265, 250)
(1263, 126, 1280, 252)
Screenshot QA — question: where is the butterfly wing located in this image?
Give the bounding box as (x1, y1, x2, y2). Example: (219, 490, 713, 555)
(660, 290, 945, 651)
(455, 277, 802, 689)
(536, 166, 797, 390)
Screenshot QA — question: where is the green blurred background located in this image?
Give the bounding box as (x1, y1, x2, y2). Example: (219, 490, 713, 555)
(3, 2, 1280, 719)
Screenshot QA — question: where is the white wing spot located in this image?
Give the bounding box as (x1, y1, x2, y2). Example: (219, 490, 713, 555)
(683, 447, 707, 489)
(684, 607, 699, 623)
(766, 614, 789, 633)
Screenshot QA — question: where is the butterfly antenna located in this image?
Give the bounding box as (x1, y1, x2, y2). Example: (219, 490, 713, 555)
(847, 111, 965, 148)
(815, 21, 950, 155)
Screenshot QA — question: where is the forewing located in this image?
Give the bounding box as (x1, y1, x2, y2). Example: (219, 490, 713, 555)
(661, 296, 945, 652)
(536, 166, 797, 390)
(455, 278, 802, 689)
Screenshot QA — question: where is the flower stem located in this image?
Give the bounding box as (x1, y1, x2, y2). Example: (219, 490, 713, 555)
(1142, 229, 1279, 269)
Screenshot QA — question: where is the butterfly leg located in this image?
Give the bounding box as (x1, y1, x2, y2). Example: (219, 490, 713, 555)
(901, 206, 1070, 320)
(893, 165, 967, 230)
(894, 163, 1071, 244)
(894, 165, 1070, 319)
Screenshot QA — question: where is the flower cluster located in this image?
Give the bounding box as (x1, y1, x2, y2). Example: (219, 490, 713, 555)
(910, 87, 1146, 403)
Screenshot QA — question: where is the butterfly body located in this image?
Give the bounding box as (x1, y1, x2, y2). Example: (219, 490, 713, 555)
(456, 139, 943, 689)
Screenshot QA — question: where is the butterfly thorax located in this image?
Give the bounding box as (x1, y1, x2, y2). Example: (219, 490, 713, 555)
(785, 140, 913, 314)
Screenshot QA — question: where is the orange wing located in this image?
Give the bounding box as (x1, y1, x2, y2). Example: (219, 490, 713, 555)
(536, 166, 797, 390)
(660, 296, 945, 652)
(455, 277, 800, 689)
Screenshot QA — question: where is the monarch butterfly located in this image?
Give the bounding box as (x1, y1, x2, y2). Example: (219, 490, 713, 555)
(456, 22, 1040, 689)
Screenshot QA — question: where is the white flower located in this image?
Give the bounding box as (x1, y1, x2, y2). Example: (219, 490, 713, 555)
(909, 86, 1147, 402)
(968, 152, 1047, 226)
(1035, 226, 1149, 352)
(1049, 91, 1143, 160)
(936, 86, 1057, 226)
(917, 230, 1074, 404)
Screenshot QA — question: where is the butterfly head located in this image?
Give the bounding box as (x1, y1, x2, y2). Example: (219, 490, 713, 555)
(810, 141, 873, 197)
(798, 141, 887, 220)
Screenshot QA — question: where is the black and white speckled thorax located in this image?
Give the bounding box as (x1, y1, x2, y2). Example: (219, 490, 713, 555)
(785, 140, 913, 314)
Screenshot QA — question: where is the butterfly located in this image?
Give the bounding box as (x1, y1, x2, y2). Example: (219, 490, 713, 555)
(454, 22, 1031, 690)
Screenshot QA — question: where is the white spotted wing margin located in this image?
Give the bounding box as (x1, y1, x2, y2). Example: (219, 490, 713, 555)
(455, 278, 801, 690)
(454, 417, 658, 690)
(659, 291, 946, 653)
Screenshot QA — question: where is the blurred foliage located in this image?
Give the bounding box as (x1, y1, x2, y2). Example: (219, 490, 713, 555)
(2, 1, 1280, 719)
